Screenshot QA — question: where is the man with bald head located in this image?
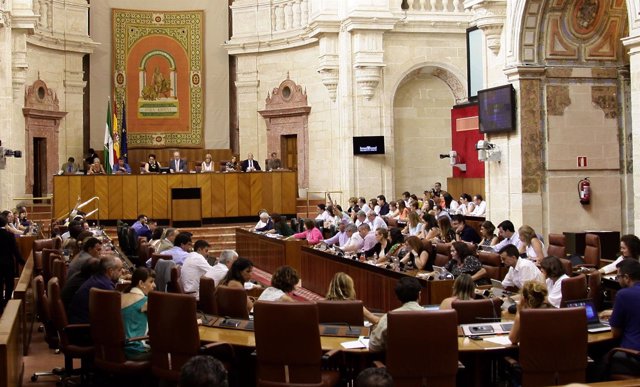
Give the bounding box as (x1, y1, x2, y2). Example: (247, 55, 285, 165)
(68, 255, 124, 323)
(170, 151, 187, 173)
(241, 153, 261, 172)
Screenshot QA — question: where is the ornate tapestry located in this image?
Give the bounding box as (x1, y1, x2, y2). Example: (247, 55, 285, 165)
(112, 9, 203, 148)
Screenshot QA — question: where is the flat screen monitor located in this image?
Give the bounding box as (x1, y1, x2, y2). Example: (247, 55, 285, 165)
(353, 136, 385, 155)
(478, 84, 516, 134)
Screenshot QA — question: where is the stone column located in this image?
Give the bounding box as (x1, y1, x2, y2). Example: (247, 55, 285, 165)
(0, 10, 15, 209)
(623, 34, 640, 233)
(235, 58, 262, 159)
(61, 55, 86, 164)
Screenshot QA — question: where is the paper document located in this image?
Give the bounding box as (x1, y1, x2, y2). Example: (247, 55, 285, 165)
(341, 336, 369, 349)
(484, 336, 513, 345)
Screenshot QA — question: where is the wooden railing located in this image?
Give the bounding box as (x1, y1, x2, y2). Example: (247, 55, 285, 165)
(0, 300, 24, 387)
(13, 255, 35, 355)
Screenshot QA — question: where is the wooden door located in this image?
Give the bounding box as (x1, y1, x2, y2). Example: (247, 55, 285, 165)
(33, 137, 47, 198)
(281, 135, 297, 170)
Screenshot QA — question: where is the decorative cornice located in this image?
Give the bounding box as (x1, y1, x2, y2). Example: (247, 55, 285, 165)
(225, 35, 317, 55)
(466, 0, 507, 55)
(27, 33, 98, 54)
(342, 15, 397, 32)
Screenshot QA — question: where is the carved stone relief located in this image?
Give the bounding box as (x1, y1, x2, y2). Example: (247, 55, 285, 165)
(259, 75, 311, 187)
(591, 85, 618, 118)
(432, 68, 467, 104)
(546, 85, 572, 116)
(23, 79, 67, 195)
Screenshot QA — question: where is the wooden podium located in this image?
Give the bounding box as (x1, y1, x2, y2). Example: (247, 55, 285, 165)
(171, 188, 202, 227)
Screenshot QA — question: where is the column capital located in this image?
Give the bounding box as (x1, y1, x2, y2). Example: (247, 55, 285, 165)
(465, 0, 507, 55)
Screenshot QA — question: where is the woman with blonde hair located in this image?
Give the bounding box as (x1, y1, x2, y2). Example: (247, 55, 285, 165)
(509, 281, 551, 344)
(201, 153, 214, 172)
(439, 274, 475, 309)
(402, 211, 424, 237)
(326, 272, 379, 324)
(518, 225, 546, 263)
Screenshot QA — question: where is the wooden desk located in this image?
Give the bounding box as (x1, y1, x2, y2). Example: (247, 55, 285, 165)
(299, 247, 453, 312)
(235, 229, 306, 273)
(199, 323, 613, 353)
(52, 171, 297, 221)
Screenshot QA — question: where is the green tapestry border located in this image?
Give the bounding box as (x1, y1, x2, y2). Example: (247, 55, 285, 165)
(112, 9, 203, 148)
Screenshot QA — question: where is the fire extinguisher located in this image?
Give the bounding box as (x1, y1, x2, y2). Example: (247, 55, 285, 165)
(578, 177, 591, 205)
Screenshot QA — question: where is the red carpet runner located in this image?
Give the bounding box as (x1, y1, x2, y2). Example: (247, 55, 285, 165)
(251, 267, 323, 302)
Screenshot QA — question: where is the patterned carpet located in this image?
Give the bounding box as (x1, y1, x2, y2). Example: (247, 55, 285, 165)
(251, 267, 323, 302)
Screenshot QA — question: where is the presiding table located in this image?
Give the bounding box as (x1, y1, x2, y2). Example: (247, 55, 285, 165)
(52, 171, 298, 222)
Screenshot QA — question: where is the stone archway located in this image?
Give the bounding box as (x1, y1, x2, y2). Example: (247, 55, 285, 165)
(391, 66, 457, 196)
(258, 75, 311, 188)
(23, 79, 67, 196)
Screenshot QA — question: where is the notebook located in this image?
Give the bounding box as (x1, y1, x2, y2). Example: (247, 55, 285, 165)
(565, 299, 611, 333)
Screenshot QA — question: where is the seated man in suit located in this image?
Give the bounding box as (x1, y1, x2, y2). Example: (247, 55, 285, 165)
(170, 151, 187, 173)
(369, 277, 423, 352)
(61, 157, 78, 174)
(266, 152, 282, 171)
(241, 153, 261, 172)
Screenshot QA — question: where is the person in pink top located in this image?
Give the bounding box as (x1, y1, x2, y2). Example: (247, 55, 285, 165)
(290, 219, 323, 245)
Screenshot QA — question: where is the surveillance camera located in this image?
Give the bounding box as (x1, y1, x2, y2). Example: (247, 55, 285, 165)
(475, 140, 487, 150)
(439, 154, 449, 159)
(13, 150, 22, 158)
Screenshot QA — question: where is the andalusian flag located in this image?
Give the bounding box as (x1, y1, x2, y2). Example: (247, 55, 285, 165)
(113, 101, 120, 164)
(104, 99, 114, 174)
(121, 100, 128, 163)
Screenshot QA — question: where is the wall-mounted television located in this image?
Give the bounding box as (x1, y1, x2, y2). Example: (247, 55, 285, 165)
(353, 136, 385, 155)
(478, 84, 516, 134)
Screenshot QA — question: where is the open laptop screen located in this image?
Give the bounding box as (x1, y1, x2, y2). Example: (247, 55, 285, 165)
(565, 299, 599, 324)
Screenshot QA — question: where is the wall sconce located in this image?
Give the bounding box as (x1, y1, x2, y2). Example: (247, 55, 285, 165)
(476, 140, 501, 162)
(439, 150, 467, 172)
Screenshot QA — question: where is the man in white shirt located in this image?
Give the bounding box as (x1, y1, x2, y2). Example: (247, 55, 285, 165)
(323, 219, 350, 247)
(492, 220, 522, 252)
(470, 194, 487, 217)
(341, 224, 364, 253)
(180, 240, 213, 299)
(369, 277, 424, 352)
(209, 250, 238, 286)
(367, 211, 388, 233)
(359, 224, 377, 253)
(359, 197, 371, 215)
(354, 211, 367, 227)
(500, 244, 544, 290)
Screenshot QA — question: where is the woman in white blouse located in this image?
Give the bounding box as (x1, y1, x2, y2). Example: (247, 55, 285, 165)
(518, 225, 546, 263)
(599, 234, 640, 274)
(540, 256, 568, 308)
(201, 153, 214, 172)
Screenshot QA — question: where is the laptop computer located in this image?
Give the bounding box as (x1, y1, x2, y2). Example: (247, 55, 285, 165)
(565, 299, 611, 333)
